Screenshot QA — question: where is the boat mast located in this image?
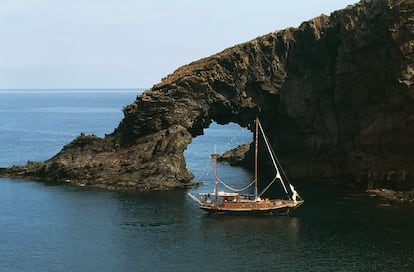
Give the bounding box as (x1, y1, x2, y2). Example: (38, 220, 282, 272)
(254, 117, 259, 200)
(213, 148, 218, 200)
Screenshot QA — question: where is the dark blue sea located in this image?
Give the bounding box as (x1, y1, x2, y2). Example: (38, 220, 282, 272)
(0, 89, 413, 272)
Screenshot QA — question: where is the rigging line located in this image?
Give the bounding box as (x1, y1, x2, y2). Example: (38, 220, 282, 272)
(260, 125, 294, 188)
(273, 148, 293, 187)
(264, 131, 299, 199)
(217, 176, 255, 192)
(258, 175, 278, 198)
(257, 120, 290, 199)
(200, 158, 214, 178)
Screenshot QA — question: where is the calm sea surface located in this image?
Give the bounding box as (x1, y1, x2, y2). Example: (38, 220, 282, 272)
(0, 90, 413, 272)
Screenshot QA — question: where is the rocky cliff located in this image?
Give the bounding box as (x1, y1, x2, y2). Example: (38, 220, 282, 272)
(1, 0, 413, 192)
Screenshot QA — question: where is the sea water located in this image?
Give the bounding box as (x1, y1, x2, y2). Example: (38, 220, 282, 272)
(0, 89, 413, 272)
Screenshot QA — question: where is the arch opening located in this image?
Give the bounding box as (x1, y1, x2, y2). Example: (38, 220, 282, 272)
(184, 122, 253, 194)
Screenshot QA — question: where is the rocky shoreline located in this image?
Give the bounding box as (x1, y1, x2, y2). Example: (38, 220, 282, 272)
(217, 143, 251, 167)
(0, 130, 202, 191)
(367, 189, 414, 203)
(0, 0, 413, 194)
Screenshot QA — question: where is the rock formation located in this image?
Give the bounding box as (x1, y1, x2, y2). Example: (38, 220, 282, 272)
(1, 0, 413, 193)
(217, 143, 251, 166)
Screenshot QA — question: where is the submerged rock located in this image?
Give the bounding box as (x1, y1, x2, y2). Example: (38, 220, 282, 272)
(1, 0, 413, 192)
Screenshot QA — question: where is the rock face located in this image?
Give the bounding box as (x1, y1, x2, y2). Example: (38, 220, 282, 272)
(1, 0, 413, 192)
(217, 143, 251, 166)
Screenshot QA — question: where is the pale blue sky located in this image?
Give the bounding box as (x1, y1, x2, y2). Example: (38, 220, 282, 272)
(0, 0, 359, 89)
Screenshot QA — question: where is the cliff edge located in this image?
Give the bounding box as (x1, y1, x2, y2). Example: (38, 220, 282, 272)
(1, 0, 413, 193)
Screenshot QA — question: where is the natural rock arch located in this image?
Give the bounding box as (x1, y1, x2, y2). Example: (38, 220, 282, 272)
(1, 0, 413, 192)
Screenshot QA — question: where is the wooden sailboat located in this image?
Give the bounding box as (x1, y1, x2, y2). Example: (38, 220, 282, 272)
(188, 117, 304, 215)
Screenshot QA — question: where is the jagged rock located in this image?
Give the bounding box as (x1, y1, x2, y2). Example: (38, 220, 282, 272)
(217, 143, 251, 166)
(1, 0, 413, 193)
(0, 126, 199, 191)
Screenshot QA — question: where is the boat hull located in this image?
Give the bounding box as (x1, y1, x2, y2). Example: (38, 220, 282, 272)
(199, 200, 304, 215)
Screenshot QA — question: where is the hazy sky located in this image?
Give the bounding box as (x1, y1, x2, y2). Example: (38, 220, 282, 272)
(0, 0, 359, 89)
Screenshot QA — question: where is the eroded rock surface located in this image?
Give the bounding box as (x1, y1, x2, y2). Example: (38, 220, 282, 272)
(217, 143, 251, 166)
(1, 0, 413, 192)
